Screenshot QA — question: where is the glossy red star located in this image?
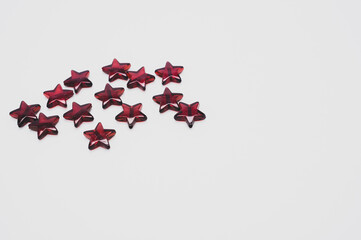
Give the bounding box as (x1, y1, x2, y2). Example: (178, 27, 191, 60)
(126, 67, 155, 91)
(9, 101, 41, 127)
(43, 84, 74, 108)
(115, 103, 147, 129)
(63, 102, 94, 127)
(83, 122, 116, 150)
(28, 113, 59, 139)
(155, 61, 184, 85)
(94, 83, 125, 109)
(152, 87, 183, 113)
(174, 102, 206, 128)
(63, 70, 92, 93)
(102, 59, 131, 82)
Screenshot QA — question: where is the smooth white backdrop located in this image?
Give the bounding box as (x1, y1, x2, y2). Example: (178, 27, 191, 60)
(1, 0, 361, 239)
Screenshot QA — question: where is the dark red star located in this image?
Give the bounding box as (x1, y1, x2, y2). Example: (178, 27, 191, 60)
(9, 101, 41, 127)
(63, 70, 92, 93)
(102, 59, 131, 82)
(115, 103, 147, 129)
(43, 84, 74, 108)
(83, 122, 116, 150)
(126, 67, 155, 91)
(94, 83, 125, 109)
(28, 113, 59, 139)
(174, 102, 206, 128)
(152, 87, 183, 113)
(155, 61, 184, 85)
(63, 102, 94, 127)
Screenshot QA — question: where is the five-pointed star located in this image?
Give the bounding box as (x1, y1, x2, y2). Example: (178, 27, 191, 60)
(94, 83, 125, 109)
(83, 122, 116, 150)
(126, 67, 155, 91)
(102, 59, 131, 82)
(115, 103, 147, 129)
(152, 87, 183, 113)
(155, 61, 184, 85)
(174, 102, 206, 128)
(43, 84, 74, 108)
(63, 70, 92, 93)
(28, 113, 59, 139)
(9, 101, 41, 127)
(63, 102, 94, 127)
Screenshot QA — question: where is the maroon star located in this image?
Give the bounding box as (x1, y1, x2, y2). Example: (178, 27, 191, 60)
(83, 122, 116, 150)
(115, 103, 147, 129)
(9, 101, 41, 127)
(155, 61, 184, 85)
(102, 59, 131, 82)
(28, 113, 59, 139)
(126, 67, 155, 91)
(63, 70, 92, 93)
(174, 102, 206, 128)
(152, 87, 183, 113)
(63, 102, 94, 127)
(43, 84, 74, 108)
(94, 83, 125, 109)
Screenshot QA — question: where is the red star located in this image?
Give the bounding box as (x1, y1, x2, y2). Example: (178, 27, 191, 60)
(174, 102, 206, 128)
(28, 113, 59, 139)
(102, 59, 131, 82)
(155, 61, 184, 85)
(152, 87, 183, 113)
(63, 102, 94, 127)
(43, 84, 74, 108)
(9, 101, 41, 127)
(94, 83, 124, 109)
(83, 122, 116, 150)
(63, 70, 92, 93)
(126, 67, 155, 91)
(115, 103, 147, 129)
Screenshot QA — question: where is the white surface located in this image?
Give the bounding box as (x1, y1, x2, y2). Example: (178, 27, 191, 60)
(1, 0, 361, 239)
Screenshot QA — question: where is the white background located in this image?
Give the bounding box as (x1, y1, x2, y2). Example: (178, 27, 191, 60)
(1, 0, 361, 239)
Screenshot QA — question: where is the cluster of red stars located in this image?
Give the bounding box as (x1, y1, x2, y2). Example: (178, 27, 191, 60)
(9, 59, 206, 150)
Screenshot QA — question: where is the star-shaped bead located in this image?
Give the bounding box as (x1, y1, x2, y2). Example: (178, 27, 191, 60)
(63, 102, 94, 127)
(94, 83, 125, 109)
(43, 84, 74, 108)
(155, 61, 184, 85)
(9, 101, 41, 127)
(63, 70, 92, 93)
(126, 67, 155, 91)
(28, 113, 59, 139)
(152, 87, 183, 113)
(102, 59, 131, 82)
(115, 103, 147, 129)
(174, 102, 206, 128)
(83, 122, 116, 150)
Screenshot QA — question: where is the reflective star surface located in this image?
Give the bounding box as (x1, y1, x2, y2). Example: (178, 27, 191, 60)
(126, 67, 155, 91)
(174, 102, 206, 128)
(155, 61, 183, 85)
(152, 87, 183, 113)
(102, 59, 131, 82)
(63, 70, 92, 93)
(28, 113, 60, 139)
(9, 101, 41, 127)
(94, 83, 124, 109)
(115, 103, 147, 129)
(83, 122, 116, 150)
(43, 84, 74, 108)
(63, 102, 94, 127)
